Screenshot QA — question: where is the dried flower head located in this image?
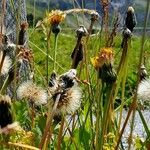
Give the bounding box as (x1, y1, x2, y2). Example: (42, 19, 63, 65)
(138, 79, 150, 103)
(49, 69, 82, 115)
(140, 65, 147, 81)
(91, 47, 114, 70)
(0, 51, 12, 75)
(90, 11, 100, 21)
(44, 10, 66, 25)
(76, 25, 88, 37)
(126, 6, 136, 32)
(20, 22, 29, 30)
(18, 47, 33, 63)
(54, 86, 82, 115)
(0, 94, 13, 128)
(17, 81, 48, 105)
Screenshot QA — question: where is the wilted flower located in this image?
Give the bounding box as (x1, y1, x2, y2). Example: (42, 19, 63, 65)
(0, 51, 12, 75)
(17, 81, 48, 105)
(18, 22, 28, 45)
(126, 6, 137, 32)
(91, 47, 114, 70)
(71, 42, 83, 69)
(138, 79, 150, 104)
(76, 25, 88, 37)
(71, 25, 87, 68)
(44, 10, 66, 25)
(90, 11, 100, 22)
(18, 47, 33, 63)
(0, 94, 13, 129)
(91, 48, 116, 83)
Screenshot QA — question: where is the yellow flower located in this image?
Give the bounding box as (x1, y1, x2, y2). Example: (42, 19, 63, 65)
(91, 47, 113, 70)
(44, 10, 66, 25)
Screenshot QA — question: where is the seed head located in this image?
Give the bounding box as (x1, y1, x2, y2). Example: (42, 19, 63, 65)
(54, 86, 82, 115)
(138, 79, 150, 103)
(17, 81, 48, 105)
(49, 69, 82, 116)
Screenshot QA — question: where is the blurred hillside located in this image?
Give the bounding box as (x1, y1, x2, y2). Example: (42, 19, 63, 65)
(26, 0, 149, 27)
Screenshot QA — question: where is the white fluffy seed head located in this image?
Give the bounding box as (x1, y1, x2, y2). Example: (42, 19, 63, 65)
(55, 85, 82, 115)
(128, 6, 134, 13)
(17, 81, 48, 105)
(0, 51, 12, 75)
(138, 79, 150, 103)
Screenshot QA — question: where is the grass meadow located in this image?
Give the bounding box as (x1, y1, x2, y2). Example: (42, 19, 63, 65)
(0, 1, 150, 150)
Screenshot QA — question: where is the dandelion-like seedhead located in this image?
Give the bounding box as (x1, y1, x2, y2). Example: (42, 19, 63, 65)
(0, 51, 12, 75)
(91, 47, 114, 70)
(17, 81, 48, 105)
(49, 69, 82, 115)
(44, 10, 66, 25)
(54, 86, 82, 115)
(138, 79, 150, 104)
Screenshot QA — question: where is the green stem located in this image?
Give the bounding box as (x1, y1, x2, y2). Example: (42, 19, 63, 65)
(46, 26, 52, 84)
(99, 83, 113, 150)
(53, 33, 58, 71)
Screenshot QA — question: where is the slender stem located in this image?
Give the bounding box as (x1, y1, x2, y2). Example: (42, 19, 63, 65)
(57, 117, 65, 150)
(46, 26, 52, 84)
(128, 1, 150, 149)
(53, 33, 58, 71)
(99, 84, 113, 150)
(115, 0, 150, 149)
(39, 93, 61, 150)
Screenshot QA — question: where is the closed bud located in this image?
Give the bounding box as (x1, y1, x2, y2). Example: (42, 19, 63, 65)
(52, 24, 61, 34)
